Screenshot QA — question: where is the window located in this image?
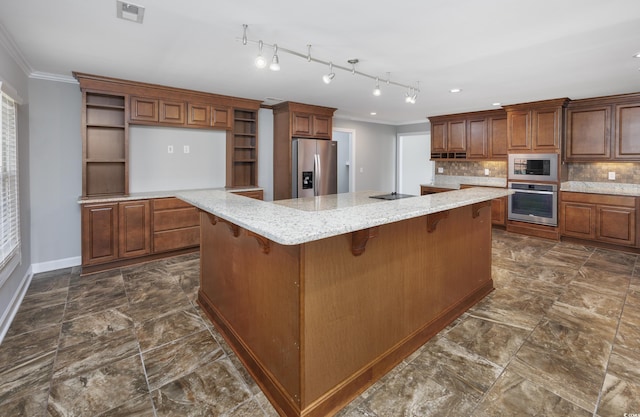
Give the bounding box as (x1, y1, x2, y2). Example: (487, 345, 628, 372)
(0, 83, 20, 285)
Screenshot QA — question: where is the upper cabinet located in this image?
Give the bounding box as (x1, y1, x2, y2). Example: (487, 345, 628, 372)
(504, 98, 569, 153)
(429, 109, 507, 160)
(75, 72, 262, 197)
(272, 101, 337, 200)
(564, 93, 640, 162)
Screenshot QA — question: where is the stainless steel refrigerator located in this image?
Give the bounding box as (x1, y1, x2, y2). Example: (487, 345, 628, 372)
(292, 138, 338, 198)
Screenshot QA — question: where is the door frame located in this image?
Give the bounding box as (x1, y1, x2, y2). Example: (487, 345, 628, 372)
(333, 128, 356, 193)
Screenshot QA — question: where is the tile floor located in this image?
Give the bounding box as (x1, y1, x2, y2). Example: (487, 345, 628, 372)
(1, 229, 639, 416)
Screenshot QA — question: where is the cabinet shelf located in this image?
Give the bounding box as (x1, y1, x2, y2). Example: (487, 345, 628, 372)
(234, 159, 256, 163)
(234, 145, 255, 149)
(85, 158, 126, 163)
(233, 132, 256, 137)
(87, 103, 125, 110)
(234, 117, 256, 122)
(87, 124, 126, 129)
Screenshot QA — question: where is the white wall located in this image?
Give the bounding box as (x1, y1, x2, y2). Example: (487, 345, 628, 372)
(398, 133, 434, 195)
(129, 126, 226, 192)
(28, 78, 82, 271)
(257, 108, 274, 201)
(332, 118, 397, 192)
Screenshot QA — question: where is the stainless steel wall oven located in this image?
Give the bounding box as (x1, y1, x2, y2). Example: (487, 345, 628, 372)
(508, 182, 558, 226)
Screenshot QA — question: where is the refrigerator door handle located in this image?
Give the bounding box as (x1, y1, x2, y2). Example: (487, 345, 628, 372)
(314, 153, 321, 197)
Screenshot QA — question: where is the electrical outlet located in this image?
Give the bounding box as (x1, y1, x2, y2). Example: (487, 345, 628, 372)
(484, 168, 490, 176)
(184, 145, 190, 154)
(608, 171, 616, 180)
(437, 167, 444, 174)
(167, 145, 174, 154)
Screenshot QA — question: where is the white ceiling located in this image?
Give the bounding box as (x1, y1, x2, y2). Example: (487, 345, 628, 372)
(1, 0, 639, 125)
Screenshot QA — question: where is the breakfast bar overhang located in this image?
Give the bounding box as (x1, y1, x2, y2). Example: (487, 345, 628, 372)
(177, 188, 512, 417)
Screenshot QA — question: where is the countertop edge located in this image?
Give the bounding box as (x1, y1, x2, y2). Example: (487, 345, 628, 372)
(77, 186, 264, 204)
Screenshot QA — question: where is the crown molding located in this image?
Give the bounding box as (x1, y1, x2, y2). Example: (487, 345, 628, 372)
(30, 71, 78, 84)
(0, 23, 33, 76)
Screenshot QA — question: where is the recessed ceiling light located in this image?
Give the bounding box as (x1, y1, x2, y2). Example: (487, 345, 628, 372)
(116, 0, 145, 24)
(633, 52, 640, 58)
(492, 102, 501, 106)
(370, 112, 377, 116)
(450, 88, 462, 93)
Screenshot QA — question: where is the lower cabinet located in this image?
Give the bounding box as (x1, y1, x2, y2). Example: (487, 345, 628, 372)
(490, 196, 507, 226)
(230, 189, 264, 200)
(560, 192, 637, 247)
(81, 197, 199, 273)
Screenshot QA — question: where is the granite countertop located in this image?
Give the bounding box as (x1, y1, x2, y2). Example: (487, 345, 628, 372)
(176, 188, 512, 246)
(422, 175, 508, 190)
(77, 186, 263, 204)
(560, 181, 640, 196)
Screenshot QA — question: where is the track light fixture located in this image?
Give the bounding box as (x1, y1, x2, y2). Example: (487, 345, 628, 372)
(241, 25, 420, 104)
(254, 40, 267, 69)
(270, 44, 280, 71)
(373, 77, 381, 96)
(323, 62, 335, 84)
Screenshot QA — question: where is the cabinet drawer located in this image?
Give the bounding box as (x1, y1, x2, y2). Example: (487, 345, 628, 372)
(231, 190, 264, 200)
(153, 197, 193, 210)
(561, 192, 636, 207)
(154, 207, 199, 231)
(153, 226, 200, 253)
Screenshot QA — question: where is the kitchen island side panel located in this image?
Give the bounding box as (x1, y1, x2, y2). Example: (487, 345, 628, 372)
(301, 203, 493, 408)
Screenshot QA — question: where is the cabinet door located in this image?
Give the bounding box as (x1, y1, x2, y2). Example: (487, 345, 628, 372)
(508, 110, 531, 150)
(565, 106, 611, 160)
(312, 115, 331, 138)
(447, 120, 466, 152)
(431, 122, 447, 153)
(561, 202, 596, 239)
(130, 97, 158, 122)
(292, 113, 313, 136)
(533, 107, 561, 151)
(231, 190, 264, 200)
(597, 205, 636, 246)
(467, 118, 488, 159)
(159, 100, 185, 124)
(212, 107, 230, 129)
(187, 103, 211, 126)
(488, 116, 507, 158)
(82, 203, 119, 265)
(614, 102, 640, 160)
(119, 200, 151, 258)
(491, 197, 507, 226)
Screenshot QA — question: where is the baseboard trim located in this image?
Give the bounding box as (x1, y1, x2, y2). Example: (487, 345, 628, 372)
(31, 256, 81, 274)
(0, 266, 33, 344)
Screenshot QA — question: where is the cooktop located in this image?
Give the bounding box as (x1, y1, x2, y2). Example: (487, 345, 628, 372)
(369, 192, 417, 200)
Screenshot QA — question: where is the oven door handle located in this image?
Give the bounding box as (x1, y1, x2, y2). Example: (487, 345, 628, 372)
(511, 189, 555, 195)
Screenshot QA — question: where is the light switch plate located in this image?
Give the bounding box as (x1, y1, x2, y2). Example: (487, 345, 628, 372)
(484, 168, 490, 176)
(184, 145, 190, 154)
(167, 145, 173, 154)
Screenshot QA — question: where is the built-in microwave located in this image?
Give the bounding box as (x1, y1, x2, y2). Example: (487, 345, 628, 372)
(508, 153, 558, 182)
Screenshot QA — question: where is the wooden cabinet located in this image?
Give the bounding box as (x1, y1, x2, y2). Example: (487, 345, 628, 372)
(614, 102, 640, 160)
(187, 103, 230, 129)
(429, 110, 506, 160)
(505, 99, 568, 152)
(564, 93, 640, 162)
(81, 203, 119, 265)
(560, 192, 637, 247)
(159, 100, 185, 125)
(82, 92, 127, 197)
(130, 96, 158, 122)
(272, 102, 337, 200)
(226, 109, 258, 187)
(565, 104, 611, 160)
(152, 197, 200, 253)
(420, 185, 452, 195)
(119, 200, 151, 258)
(459, 184, 507, 226)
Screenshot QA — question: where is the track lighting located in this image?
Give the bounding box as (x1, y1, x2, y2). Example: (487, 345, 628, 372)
(270, 44, 280, 71)
(373, 77, 381, 96)
(240, 25, 421, 105)
(322, 62, 335, 84)
(254, 40, 267, 69)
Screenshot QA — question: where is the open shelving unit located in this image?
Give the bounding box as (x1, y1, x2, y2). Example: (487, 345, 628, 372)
(227, 109, 258, 187)
(83, 92, 128, 197)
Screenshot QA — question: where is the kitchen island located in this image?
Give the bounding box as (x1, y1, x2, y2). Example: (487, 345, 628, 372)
(177, 188, 511, 417)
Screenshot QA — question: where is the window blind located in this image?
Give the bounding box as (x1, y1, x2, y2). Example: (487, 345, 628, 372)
(0, 89, 20, 274)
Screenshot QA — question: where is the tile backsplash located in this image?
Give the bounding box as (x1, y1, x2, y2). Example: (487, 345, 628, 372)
(567, 162, 640, 183)
(435, 161, 506, 178)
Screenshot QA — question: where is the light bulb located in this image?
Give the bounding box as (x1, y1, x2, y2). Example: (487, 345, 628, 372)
(373, 77, 381, 96)
(323, 62, 335, 84)
(255, 40, 267, 68)
(270, 44, 280, 71)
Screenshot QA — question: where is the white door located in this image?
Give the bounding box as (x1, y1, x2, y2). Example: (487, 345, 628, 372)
(398, 133, 433, 195)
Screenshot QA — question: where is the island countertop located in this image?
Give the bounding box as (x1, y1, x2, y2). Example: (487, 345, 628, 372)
(177, 188, 512, 245)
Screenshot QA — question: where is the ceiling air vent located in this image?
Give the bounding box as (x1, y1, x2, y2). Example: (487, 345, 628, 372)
(116, 1, 145, 24)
